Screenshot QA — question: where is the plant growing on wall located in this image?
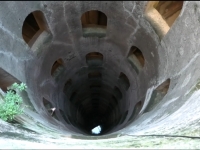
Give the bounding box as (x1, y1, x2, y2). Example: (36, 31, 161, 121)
(0, 82, 27, 122)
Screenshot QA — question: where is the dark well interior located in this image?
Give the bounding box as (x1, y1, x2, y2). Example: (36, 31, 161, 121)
(0, 1, 186, 136)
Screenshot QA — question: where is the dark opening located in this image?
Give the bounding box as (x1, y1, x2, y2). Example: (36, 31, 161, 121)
(113, 86, 123, 100)
(81, 10, 107, 38)
(119, 72, 130, 90)
(70, 91, 77, 102)
(155, 1, 184, 27)
(63, 79, 72, 93)
(90, 84, 102, 89)
(112, 95, 118, 105)
(88, 71, 102, 79)
(22, 11, 49, 47)
(86, 52, 103, 67)
(43, 98, 53, 110)
(43, 98, 59, 120)
(66, 77, 123, 135)
(128, 46, 145, 71)
(51, 58, 64, 79)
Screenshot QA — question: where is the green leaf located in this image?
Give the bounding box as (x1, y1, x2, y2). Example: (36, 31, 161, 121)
(0, 82, 28, 122)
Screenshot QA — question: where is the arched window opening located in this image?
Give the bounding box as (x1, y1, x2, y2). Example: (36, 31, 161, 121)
(81, 10, 107, 38)
(145, 1, 183, 38)
(88, 71, 102, 79)
(22, 11, 50, 48)
(63, 79, 72, 94)
(119, 72, 130, 90)
(70, 91, 77, 102)
(86, 52, 103, 67)
(128, 101, 142, 121)
(112, 95, 118, 105)
(51, 58, 64, 79)
(127, 46, 145, 74)
(144, 78, 170, 112)
(43, 98, 58, 119)
(155, 1, 183, 27)
(113, 86, 122, 100)
(43, 98, 53, 110)
(90, 84, 101, 89)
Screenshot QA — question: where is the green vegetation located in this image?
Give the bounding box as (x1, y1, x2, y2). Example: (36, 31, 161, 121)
(0, 82, 27, 122)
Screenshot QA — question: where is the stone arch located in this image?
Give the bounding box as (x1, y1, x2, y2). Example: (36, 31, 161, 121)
(119, 72, 130, 90)
(22, 10, 51, 48)
(86, 52, 103, 67)
(127, 46, 145, 74)
(145, 1, 183, 38)
(51, 58, 64, 79)
(81, 10, 107, 38)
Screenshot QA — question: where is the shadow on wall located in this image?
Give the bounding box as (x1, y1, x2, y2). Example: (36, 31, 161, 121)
(0, 68, 20, 92)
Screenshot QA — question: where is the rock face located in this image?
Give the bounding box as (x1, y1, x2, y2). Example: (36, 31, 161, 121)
(0, 1, 200, 148)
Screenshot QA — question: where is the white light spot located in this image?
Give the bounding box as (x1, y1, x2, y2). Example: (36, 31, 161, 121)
(91, 125, 101, 134)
